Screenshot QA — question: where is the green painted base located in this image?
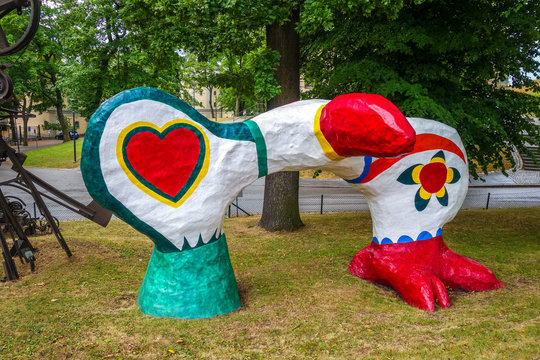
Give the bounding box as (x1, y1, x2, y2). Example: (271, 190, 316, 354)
(136, 234, 241, 319)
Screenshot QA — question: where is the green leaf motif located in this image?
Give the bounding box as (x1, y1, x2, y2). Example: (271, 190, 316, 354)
(448, 167, 461, 184)
(414, 187, 430, 212)
(397, 164, 421, 185)
(432, 150, 445, 160)
(436, 187, 449, 206)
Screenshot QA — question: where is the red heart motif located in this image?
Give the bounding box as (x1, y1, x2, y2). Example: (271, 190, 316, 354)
(125, 128, 201, 198)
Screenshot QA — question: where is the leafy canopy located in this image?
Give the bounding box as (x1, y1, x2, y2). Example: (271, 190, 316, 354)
(4, 0, 538, 175)
(302, 0, 540, 175)
(55, 0, 193, 118)
(2, 4, 75, 142)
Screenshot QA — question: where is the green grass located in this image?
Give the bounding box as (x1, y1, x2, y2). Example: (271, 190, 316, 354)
(1, 208, 538, 359)
(23, 139, 84, 168)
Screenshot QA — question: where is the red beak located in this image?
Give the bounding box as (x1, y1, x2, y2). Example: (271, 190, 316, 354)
(320, 93, 416, 158)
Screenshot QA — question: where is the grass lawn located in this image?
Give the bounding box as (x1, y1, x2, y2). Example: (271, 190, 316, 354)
(22, 139, 84, 169)
(0, 208, 538, 359)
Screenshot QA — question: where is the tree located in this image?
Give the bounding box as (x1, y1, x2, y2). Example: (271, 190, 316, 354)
(121, 0, 409, 231)
(260, 1, 408, 230)
(56, 0, 193, 118)
(213, 53, 259, 116)
(123, 0, 281, 117)
(3, 3, 72, 143)
(32, 6, 73, 142)
(258, 8, 304, 231)
(301, 0, 540, 176)
(4, 47, 40, 146)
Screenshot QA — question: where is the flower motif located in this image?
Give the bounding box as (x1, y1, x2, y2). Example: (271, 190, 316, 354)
(397, 151, 461, 211)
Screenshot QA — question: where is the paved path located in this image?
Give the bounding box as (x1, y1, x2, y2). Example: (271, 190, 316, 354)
(0, 165, 538, 220)
(0, 166, 92, 220)
(508, 170, 540, 185)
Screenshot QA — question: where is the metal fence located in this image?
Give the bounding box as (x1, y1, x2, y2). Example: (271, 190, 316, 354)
(463, 185, 540, 209)
(226, 185, 540, 217)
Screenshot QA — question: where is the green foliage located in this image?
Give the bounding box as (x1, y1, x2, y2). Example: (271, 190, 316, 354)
(252, 48, 281, 101)
(299, 0, 409, 35)
(2, 4, 72, 143)
(118, 0, 421, 116)
(122, 0, 286, 115)
(211, 47, 281, 114)
(302, 0, 540, 176)
(42, 121, 62, 131)
(1, 7, 40, 102)
(217, 89, 258, 116)
(2, 0, 537, 177)
(55, 0, 193, 118)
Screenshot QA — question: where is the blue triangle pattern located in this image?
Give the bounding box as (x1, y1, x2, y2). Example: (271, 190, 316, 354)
(372, 228, 443, 245)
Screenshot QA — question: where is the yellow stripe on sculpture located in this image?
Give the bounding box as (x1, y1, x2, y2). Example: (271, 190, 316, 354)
(313, 104, 346, 161)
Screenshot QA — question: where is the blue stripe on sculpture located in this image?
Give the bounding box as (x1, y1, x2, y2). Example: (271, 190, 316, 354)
(345, 156, 372, 184)
(397, 235, 414, 243)
(372, 229, 443, 244)
(417, 231, 433, 241)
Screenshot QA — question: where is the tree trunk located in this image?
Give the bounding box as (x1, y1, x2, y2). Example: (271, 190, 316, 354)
(55, 88, 70, 142)
(207, 87, 215, 119)
(235, 94, 240, 116)
(22, 98, 31, 146)
(22, 117, 28, 146)
(9, 113, 16, 143)
(259, 9, 303, 231)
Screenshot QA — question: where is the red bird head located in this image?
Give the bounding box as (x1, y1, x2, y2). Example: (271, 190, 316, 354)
(319, 93, 416, 158)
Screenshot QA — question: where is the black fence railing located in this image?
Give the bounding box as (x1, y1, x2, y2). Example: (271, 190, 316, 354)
(226, 185, 540, 217)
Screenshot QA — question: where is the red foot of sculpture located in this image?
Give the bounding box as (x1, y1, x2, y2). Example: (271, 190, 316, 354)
(348, 236, 504, 311)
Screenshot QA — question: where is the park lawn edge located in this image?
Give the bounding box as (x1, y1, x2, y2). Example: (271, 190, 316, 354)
(22, 139, 84, 169)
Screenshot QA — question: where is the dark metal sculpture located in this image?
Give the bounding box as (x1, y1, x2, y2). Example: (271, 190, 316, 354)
(0, 0, 40, 56)
(0, 139, 113, 281)
(0, 0, 41, 101)
(0, 0, 113, 281)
